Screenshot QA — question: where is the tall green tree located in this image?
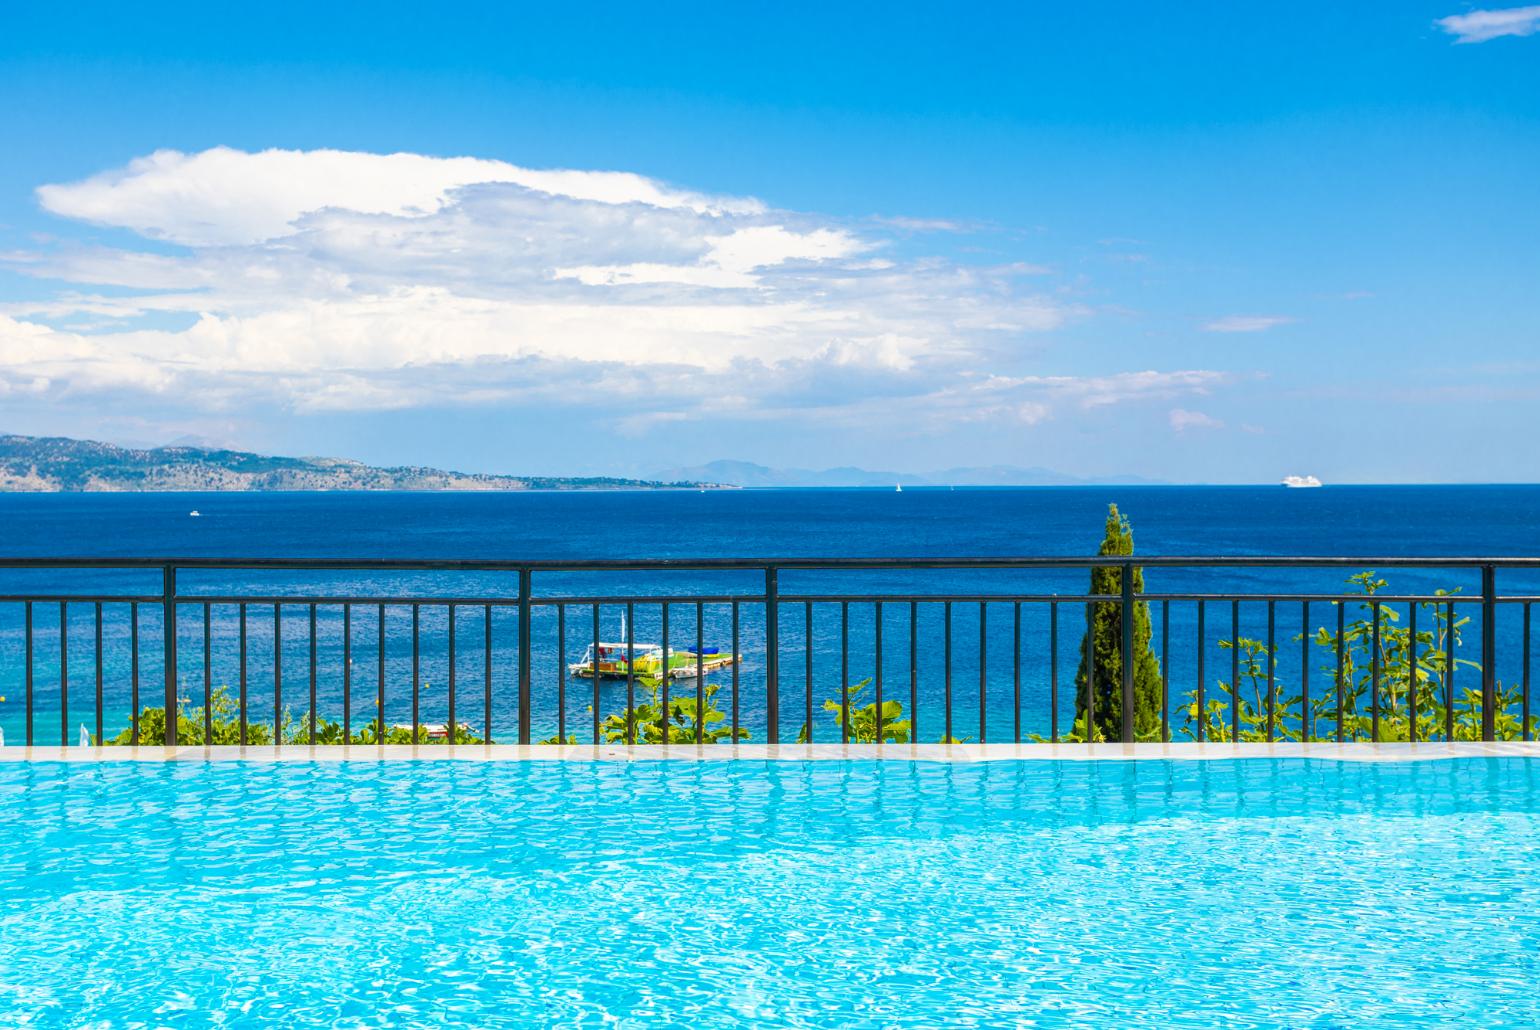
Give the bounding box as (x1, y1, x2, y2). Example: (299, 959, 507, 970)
(1073, 504, 1163, 741)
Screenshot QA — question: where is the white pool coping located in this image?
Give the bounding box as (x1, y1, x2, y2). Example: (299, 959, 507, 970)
(1, 741, 1538, 763)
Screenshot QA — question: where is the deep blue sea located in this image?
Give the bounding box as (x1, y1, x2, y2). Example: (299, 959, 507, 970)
(2, 486, 1539, 745)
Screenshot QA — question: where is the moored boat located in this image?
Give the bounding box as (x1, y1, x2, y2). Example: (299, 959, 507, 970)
(568, 642, 738, 680)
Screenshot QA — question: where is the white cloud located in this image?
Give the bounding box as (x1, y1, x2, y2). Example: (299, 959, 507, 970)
(1169, 408, 1224, 432)
(1202, 315, 1294, 333)
(4, 147, 1229, 433)
(35, 146, 761, 246)
(1437, 5, 1540, 42)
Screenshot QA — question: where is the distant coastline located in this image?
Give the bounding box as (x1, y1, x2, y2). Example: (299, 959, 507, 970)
(0, 434, 725, 493)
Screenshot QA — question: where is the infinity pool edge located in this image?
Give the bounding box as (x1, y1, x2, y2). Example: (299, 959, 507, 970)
(3, 741, 1538, 762)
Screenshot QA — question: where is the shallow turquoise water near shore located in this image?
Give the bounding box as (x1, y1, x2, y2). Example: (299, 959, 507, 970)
(1, 757, 1538, 1028)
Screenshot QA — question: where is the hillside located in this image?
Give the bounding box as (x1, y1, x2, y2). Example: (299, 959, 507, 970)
(656, 459, 1164, 488)
(0, 435, 718, 492)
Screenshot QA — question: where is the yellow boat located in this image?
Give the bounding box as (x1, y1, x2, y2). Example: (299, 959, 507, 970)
(569, 642, 738, 680)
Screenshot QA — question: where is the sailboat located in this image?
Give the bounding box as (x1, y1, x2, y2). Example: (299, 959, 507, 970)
(895, 483, 903, 493)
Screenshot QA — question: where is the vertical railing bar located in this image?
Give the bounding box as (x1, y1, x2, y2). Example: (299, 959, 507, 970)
(1050, 600, 1059, 743)
(238, 603, 248, 745)
(1524, 601, 1532, 742)
(485, 603, 494, 745)
(1266, 600, 1276, 743)
(1300, 601, 1311, 742)
(1160, 599, 1170, 744)
(95, 601, 104, 746)
(909, 601, 919, 742)
(557, 603, 567, 745)
(130, 603, 140, 745)
(591, 602, 601, 746)
(1371, 601, 1381, 743)
(518, 568, 532, 746)
(660, 603, 671, 742)
(1336, 603, 1346, 743)
(764, 567, 779, 745)
(59, 601, 68, 747)
(448, 603, 458, 743)
(1013, 601, 1022, 744)
(203, 603, 212, 744)
(411, 603, 421, 743)
(1086, 601, 1095, 745)
(978, 601, 987, 745)
(625, 601, 636, 743)
(1120, 562, 1134, 744)
(1409, 601, 1419, 744)
(162, 564, 177, 747)
(1196, 600, 1206, 743)
(804, 601, 814, 744)
(840, 601, 850, 745)
(308, 602, 318, 745)
(875, 600, 884, 744)
(695, 602, 705, 745)
(1481, 565, 1496, 742)
(1444, 600, 1455, 742)
(273, 603, 283, 747)
(376, 604, 386, 747)
(731, 601, 741, 741)
(343, 604, 352, 744)
(1230, 600, 1240, 742)
(943, 601, 953, 743)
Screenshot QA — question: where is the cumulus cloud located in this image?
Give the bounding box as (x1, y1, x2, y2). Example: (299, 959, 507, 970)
(35, 147, 762, 246)
(1169, 408, 1224, 432)
(1202, 315, 1294, 333)
(3, 147, 1226, 433)
(1437, 5, 1540, 42)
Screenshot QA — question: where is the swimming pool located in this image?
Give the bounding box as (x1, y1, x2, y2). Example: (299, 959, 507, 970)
(2, 758, 1537, 1027)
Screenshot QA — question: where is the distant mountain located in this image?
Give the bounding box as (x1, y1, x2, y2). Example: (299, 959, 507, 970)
(655, 459, 1163, 488)
(0, 434, 720, 492)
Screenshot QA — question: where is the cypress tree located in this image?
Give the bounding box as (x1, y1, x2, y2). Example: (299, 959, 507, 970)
(1074, 504, 1163, 741)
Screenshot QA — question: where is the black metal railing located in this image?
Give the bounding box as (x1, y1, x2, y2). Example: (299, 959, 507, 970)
(0, 556, 1537, 748)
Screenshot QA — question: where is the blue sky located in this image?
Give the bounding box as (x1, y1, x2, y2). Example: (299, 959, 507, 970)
(1, 1, 1537, 482)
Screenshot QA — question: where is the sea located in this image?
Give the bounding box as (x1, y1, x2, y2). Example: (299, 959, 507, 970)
(2, 485, 1539, 745)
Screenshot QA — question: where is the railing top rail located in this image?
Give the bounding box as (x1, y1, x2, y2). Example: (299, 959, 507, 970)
(2, 555, 1540, 571)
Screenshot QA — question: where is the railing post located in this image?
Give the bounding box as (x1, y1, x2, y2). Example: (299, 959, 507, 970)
(765, 566, 779, 744)
(162, 564, 177, 746)
(518, 567, 532, 745)
(1120, 560, 1135, 744)
(1482, 563, 1496, 742)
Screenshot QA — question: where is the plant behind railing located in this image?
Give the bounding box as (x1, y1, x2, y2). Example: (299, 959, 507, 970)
(1180, 572, 1536, 742)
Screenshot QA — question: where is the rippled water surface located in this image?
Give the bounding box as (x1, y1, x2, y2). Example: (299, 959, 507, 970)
(2, 758, 1538, 1028)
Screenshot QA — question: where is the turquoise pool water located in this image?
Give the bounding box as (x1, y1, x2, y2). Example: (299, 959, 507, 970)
(1, 759, 1537, 1028)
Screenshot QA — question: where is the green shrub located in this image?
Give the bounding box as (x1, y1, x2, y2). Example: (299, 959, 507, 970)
(542, 675, 750, 745)
(796, 679, 911, 743)
(106, 686, 486, 745)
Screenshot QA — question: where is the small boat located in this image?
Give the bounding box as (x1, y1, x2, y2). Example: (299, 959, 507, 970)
(1282, 475, 1323, 488)
(189, 510, 202, 517)
(895, 484, 903, 493)
(568, 642, 739, 680)
(392, 722, 459, 741)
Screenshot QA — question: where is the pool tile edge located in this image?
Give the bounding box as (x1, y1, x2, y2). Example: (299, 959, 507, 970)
(2, 741, 1538, 762)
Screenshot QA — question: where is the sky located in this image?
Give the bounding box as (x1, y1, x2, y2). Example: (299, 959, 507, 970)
(0, 2, 1537, 483)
